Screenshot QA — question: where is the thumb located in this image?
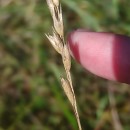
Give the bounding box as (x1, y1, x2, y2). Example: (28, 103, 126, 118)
(67, 30, 130, 84)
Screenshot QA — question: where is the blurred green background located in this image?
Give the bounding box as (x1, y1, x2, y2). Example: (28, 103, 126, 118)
(0, 0, 130, 130)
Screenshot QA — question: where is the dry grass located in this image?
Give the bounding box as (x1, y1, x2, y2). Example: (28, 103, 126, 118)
(45, 0, 82, 130)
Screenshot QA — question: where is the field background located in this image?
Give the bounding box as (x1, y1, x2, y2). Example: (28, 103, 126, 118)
(0, 0, 130, 130)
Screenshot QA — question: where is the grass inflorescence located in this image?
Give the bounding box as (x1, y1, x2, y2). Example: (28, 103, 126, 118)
(46, 0, 82, 130)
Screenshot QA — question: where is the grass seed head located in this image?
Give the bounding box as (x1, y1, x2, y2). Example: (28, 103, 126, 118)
(62, 44, 71, 72)
(53, 5, 64, 37)
(46, 0, 63, 37)
(52, 0, 59, 7)
(61, 77, 74, 105)
(46, 0, 82, 129)
(45, 32, 63, 54)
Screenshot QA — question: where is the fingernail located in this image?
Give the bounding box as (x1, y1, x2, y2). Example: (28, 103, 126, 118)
(67, 31, 81, 62)
(67, 31, 75, 58)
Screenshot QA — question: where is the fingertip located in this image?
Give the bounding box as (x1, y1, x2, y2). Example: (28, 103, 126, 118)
(67, 30, 81, 62)
(67, 30, 130, 84)
(67, 30, 98, 62)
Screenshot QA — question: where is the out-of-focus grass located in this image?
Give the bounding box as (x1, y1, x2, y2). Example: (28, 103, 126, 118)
(0, 0, 130, 130)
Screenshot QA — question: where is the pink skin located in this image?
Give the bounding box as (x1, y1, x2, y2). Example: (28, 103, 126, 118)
(67, 30, 130, 84)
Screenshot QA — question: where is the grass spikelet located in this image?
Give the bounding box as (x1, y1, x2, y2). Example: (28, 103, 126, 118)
(45, 0, 82, 130)
(61, 77, 74, 105)
(62, 44, 71, 72)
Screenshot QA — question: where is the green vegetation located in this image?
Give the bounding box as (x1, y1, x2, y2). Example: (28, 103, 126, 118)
(0, 0, 130, 130)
